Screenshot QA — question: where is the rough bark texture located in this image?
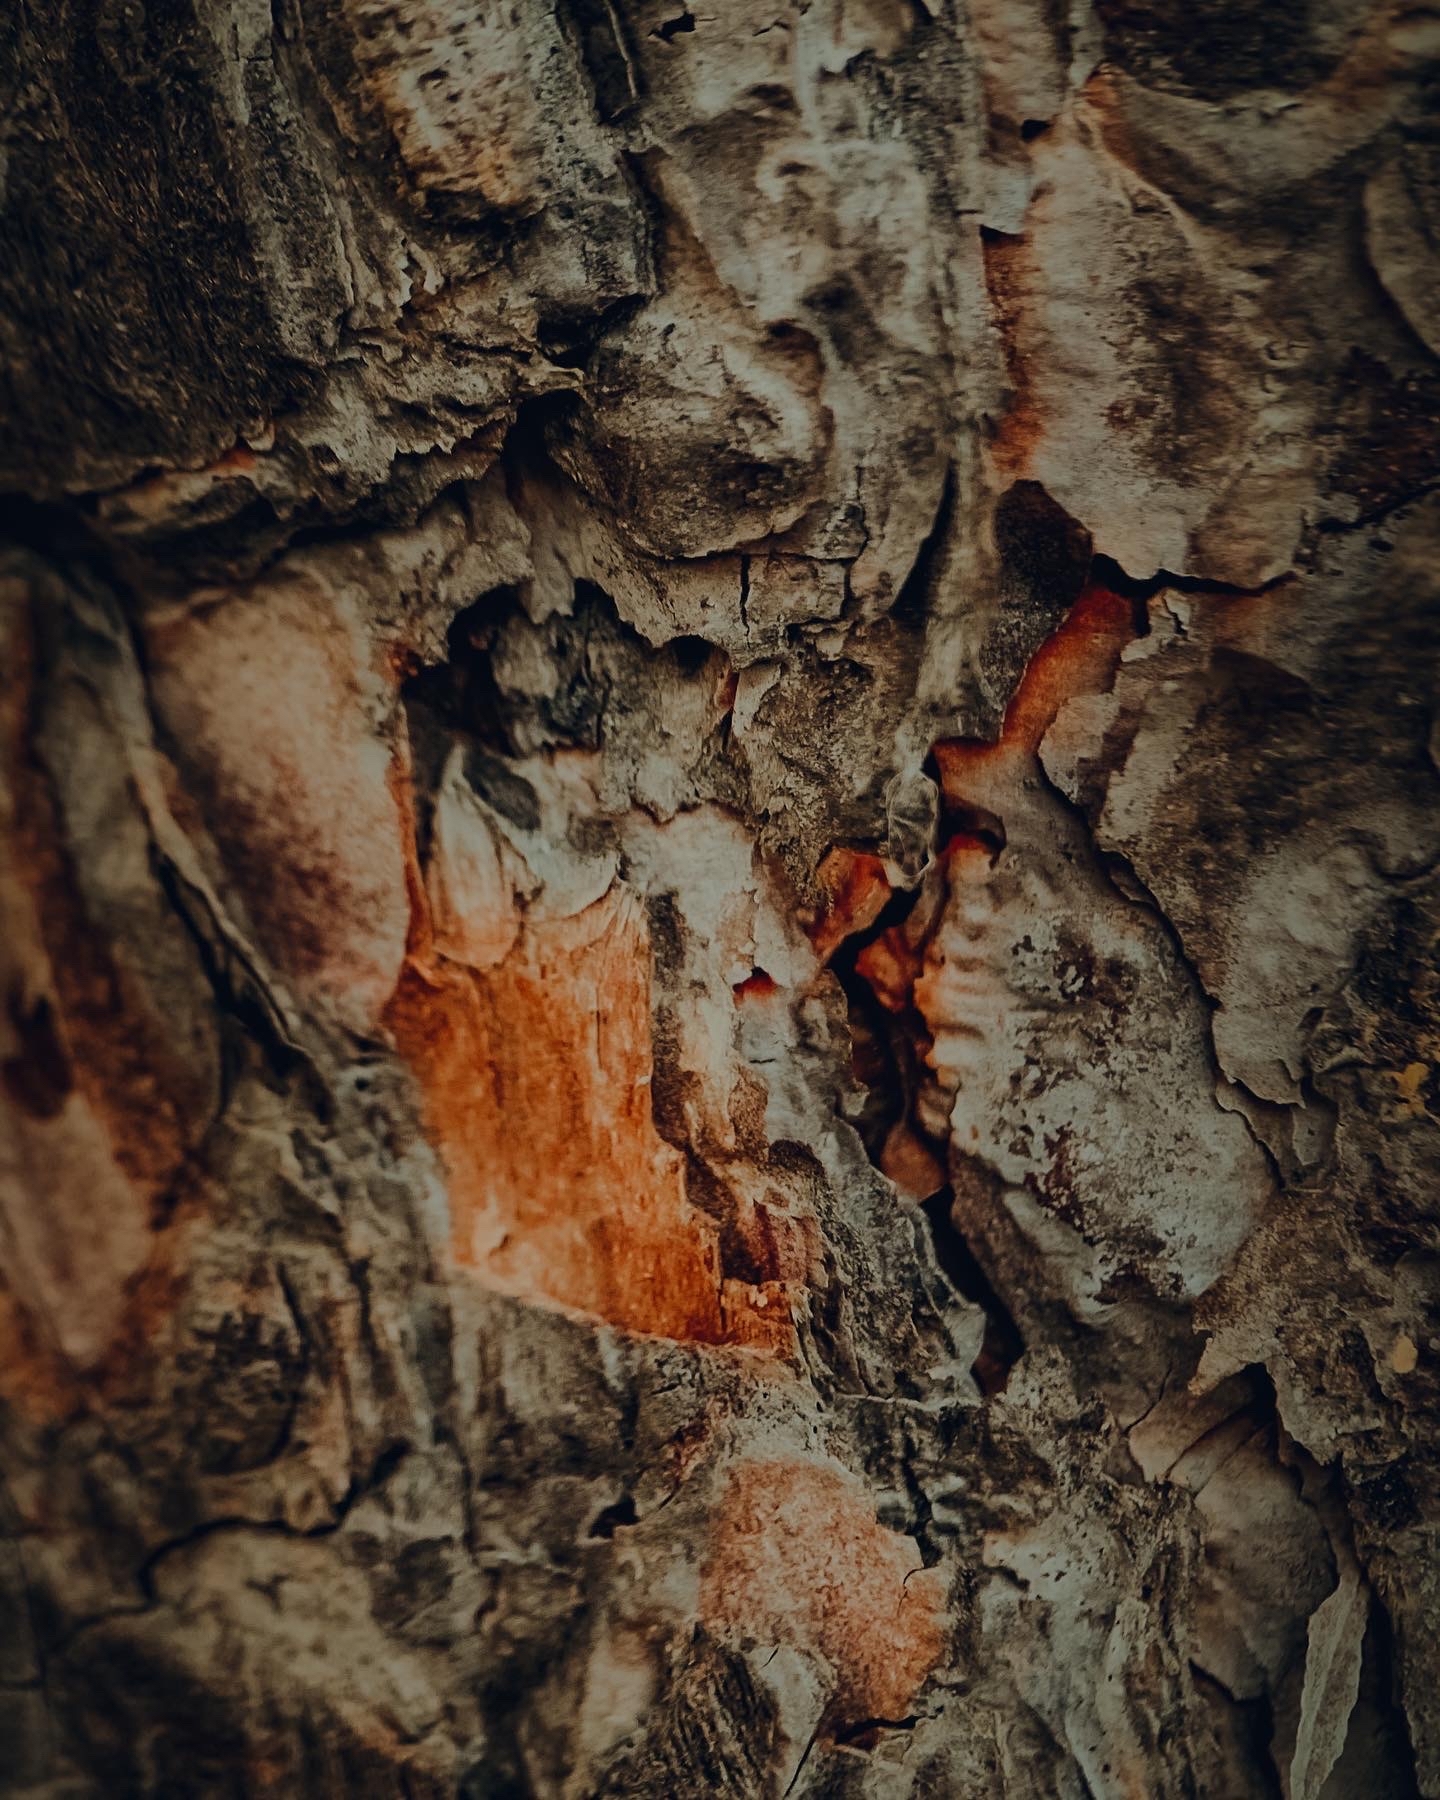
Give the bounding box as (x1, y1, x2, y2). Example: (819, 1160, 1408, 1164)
(2, 3, 1439, 1796)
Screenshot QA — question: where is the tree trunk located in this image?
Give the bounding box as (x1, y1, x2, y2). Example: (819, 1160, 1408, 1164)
(2, 2, 1439, 1795)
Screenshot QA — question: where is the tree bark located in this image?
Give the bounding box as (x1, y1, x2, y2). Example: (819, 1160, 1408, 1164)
(2, 2, 1439, 1795)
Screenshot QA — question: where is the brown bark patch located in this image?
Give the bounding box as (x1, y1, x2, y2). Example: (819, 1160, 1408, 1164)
(982, 228, 1045, 480)
(806, 848, 892, 964)
(144, 579, 411, 1031)
(387, 888, 794, 1351)
(933, 578, 1135, 788)
(700, 1458, 947, 1723)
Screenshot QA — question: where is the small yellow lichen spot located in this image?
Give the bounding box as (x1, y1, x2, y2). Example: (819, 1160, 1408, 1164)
(1391, 1062, 1430, 1117)
(1391, 1334, 1419, 1376)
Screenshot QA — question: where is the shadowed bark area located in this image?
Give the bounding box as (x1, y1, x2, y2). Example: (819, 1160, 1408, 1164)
(2, 3, 1438, 1796)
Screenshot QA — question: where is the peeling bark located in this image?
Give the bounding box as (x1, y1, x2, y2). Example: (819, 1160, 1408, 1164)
(2, 2, 1439, 1796)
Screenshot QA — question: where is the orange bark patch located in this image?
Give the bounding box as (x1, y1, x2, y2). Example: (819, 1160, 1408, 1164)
(207, 443, 257, 475)
(1080, 66, 1144, 175)
(806, 848, 892, 964)
(879, 1119, 946, 1203)
(701, 1459, 947, 1722)
(0, 1286, 83, 1425)
(854, 925, 926, 1017)
(932, 579, 1134, 794)
(732, 968, 778, 1000)
(386, 888, 795, 1350)
(853, 585, 1134, 1041)
(1001, 579, 1134, 751)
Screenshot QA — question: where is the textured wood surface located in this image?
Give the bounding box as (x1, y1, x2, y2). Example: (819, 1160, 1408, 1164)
(2, 2, 1439, 1794)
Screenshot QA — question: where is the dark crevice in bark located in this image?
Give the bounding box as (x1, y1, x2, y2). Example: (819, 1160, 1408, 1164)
(536, 291, 648, 365)
(1189, 1664, 1286, 1800)
(400, 584, 522, 862)
(0, 492, 114, 577)
(920, 1191, 1025, 1396)
(832, 1713, 922, 1747)
(890, 460, 956, 629)
(824, 881, 1026, 1398)
(586, 1494, 638, 1540)
(654, 11, 696, 43)
(826, 882, 928, 1157)
(1089, 549, 1297, 603)
(1315, 478, 1440, 538)
(1, 991, 71, 1121)
(1354, 1585, 1425, 1798)
(155, 855, 320, 1097)
(559, 0, 643, 122)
